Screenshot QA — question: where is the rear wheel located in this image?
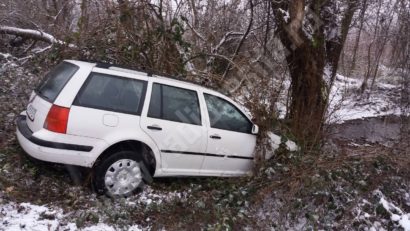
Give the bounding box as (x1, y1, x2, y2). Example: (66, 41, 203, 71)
(92, 151, 148, 197)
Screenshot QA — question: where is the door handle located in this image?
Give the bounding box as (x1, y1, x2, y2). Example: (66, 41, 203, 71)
(147, 125, 162, 130)
(210, 134, 221, 139)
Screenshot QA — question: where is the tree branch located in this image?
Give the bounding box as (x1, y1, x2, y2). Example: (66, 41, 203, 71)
(0, 26, 59, 44)
(183, 17, 206, 42)
(222, 0, 254, 79)
(212, 31, 244, 53)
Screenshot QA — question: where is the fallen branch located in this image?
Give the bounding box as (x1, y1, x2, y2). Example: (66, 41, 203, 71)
(18, 45, 53, 65)
(0, 25, 60, 44)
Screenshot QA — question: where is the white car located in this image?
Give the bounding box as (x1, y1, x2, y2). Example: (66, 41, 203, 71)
(16, 60, 259, 196)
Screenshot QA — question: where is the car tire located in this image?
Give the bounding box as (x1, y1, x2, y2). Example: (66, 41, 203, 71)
(92, 150, 149, 197)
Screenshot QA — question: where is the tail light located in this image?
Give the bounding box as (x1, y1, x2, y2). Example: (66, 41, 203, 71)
(44, 105, 70, 134)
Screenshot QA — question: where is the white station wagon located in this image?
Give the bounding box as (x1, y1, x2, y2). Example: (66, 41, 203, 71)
(16, 60, 259, 196)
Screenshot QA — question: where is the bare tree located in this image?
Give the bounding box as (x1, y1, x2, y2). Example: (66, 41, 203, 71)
(349, 0, 368, 77)
(269, 0, 358, 144)
(360, 0, 397, 94)
(391, 0, 410, 118)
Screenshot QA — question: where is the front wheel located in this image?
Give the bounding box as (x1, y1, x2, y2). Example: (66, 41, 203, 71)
(92, 151, 149, 197)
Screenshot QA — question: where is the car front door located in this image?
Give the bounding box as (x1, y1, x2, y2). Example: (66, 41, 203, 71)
(140, 82, 207, 175)
(201, 93, 256, 176)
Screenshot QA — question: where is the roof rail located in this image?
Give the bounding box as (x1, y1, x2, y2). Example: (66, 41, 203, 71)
(93, 62, 153, 76)
(79, 59, 214, 90)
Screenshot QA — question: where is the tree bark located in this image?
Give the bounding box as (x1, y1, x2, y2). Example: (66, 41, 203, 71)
(287, 45, 326, 142)
(270, 0, 326, 144)
(270, 0, 357, 145)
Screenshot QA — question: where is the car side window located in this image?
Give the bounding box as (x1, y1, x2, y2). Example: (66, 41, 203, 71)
(74, 72, 146, 115)
(204, 93, 252, 133)
(147, 83, 201, 125)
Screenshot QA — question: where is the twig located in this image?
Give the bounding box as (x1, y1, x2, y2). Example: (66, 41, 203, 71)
(222, 0, 254, 79)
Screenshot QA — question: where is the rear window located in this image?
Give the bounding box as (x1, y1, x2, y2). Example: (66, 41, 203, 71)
(36, 62, 79, 102)
(74, 73, 147, 115)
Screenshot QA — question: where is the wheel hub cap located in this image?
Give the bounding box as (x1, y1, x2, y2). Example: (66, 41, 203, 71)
(104, 159, 142, 196)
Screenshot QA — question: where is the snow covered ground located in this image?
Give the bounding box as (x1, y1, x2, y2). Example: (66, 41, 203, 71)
(0, 186, 190, 230)
(378, 195, 410, 231)
(353, 190, 410, 231)
(327, 73, 405, 123)
(0, 201, 137, 231)
(275, 71, 406, 124)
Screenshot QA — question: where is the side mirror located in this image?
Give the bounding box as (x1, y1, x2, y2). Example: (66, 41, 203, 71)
(251, 124, 259, 135)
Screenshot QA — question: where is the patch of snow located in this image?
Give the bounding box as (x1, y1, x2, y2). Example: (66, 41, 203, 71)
(400, 215, 410, 231)
(0, 52, 12, 59)
(81, 223, 142, 231)
(279, 8, 289, 22)
(378, 82, 397, 90)
(130, 185, 190, 206)
(0, 202, 74, 231)
(275, 79, 291, 119)
(0, 201, 146, 231)
(265, 132, 299, 159)
(379, 195, 410, 231)
(327, 74, 404, 123)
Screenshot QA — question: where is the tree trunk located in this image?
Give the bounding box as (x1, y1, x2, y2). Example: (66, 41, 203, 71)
(327, 0, 357, 90)
(349, 0, 367, 77)
(269, 0, 357, 145)
(287, 45, 326, 144)
(361, 0, 382, 94)
(369, 1, 397, 92)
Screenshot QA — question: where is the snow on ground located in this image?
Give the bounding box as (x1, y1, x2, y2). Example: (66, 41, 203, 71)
(275, 72, 405, 124)
(265, 132, 299, 159)
(379, 196, 410, 231)
(0, 186, 190, 230)
(355, 190, 410, 231)
(1, 202, 73, 231)
(327, 74, 405, 123)
(0, 201, 145, 231)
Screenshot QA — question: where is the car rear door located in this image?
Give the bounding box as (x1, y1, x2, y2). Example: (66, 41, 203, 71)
(26, 62, 79, 133)
(201, 93, 256, 176)
(68, 69, 148, 142)
(140, 82, 207, 175)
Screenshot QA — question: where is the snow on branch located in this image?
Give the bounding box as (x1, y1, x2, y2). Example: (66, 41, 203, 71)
(212, 31, 244, 53)
(182, 18, 206, 42)
(0, 52, 13, 59)
(0, 26, 60, 44)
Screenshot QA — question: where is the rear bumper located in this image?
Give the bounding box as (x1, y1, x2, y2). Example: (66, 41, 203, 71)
(17, 115, 93, 152)
(16, 115, 96, 167)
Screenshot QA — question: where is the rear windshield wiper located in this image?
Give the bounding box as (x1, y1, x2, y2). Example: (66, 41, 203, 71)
(35, 89, 51, 101)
